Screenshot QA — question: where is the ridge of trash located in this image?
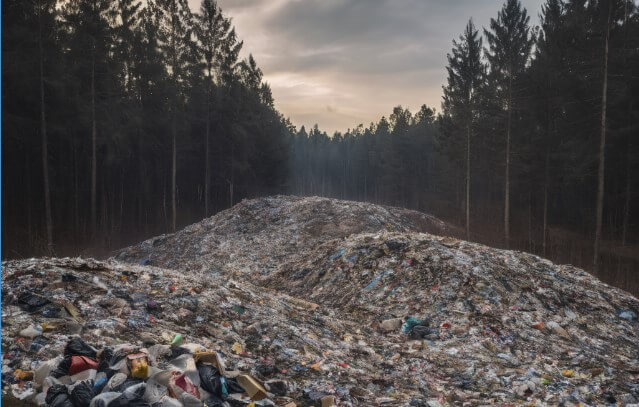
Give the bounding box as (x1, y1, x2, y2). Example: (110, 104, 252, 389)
(3, 196, 639, 406)
(113, 195, 451, 277)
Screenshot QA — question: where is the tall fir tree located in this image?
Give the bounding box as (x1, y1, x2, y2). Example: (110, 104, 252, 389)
(442, 19, 485, 239)
(154, 0, 196, 231)
(484, 0, 535, 248)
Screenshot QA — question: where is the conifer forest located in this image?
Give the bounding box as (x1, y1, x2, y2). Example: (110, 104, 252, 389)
(3, 0, 639, 293)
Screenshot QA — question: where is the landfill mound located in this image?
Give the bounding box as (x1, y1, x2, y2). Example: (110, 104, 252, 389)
(3, 196, 639, 406)
(2, 258, 374, 406)
(267, 232, 639, 401)
(113, 195, 450, 278)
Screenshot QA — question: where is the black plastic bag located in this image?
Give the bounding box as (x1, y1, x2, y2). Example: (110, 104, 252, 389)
(51, 356, 73, 378)
(46, 384, 74, 407)
(226, 377, 244, 394)
(97, 346, 115, 376)
(112, 378, 144, 393)
(203, 395, 226, 406)
(409, 325, 439, 340)
(197, 364, 243, 398)
(109, 383, 150, 407)
(170, 346, 191, 359)
(18, 292, 50, 312)
(197, 363, 222, 396)
(65, 337, 97, 358)
(69, 380, 94, 407)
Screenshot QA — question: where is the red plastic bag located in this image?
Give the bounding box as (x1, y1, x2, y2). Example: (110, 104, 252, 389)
(68, 355, 99, 375)
(168, 371, 200, 399)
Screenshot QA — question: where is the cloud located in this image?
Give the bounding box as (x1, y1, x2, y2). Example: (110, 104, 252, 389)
(187, 0, 544, 134)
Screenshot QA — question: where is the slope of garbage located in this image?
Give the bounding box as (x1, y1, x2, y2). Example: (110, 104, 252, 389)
(3, 196, 639, 406)
(113, 195, 451, 278)
(2, 258, 376, 406)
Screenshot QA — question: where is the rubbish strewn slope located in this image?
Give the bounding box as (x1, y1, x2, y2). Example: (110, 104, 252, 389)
(3, 196, 639, 406)
(113, 195, 450, 278)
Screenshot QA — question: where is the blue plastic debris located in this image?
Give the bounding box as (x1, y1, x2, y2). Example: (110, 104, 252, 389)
(364, 269, 393, 291)
(617, 309, 637, 321)
(329, 248, 346, 261)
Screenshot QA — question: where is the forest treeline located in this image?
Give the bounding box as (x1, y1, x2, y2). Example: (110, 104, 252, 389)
(4, 0, 291, 255)
(288, 0, 639, 291)
(2, 0, 638, 292)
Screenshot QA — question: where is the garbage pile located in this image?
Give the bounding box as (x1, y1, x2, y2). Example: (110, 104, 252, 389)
(4, 196, 639, 406)
(266, 231, 639, 404)
(2, 258, 314, 406)
(11, 335, 265, 407)
(113, 195, 451, 278)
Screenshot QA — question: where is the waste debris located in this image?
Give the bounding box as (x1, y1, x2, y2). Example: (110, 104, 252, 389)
(2, 258, 333, 406)
(4, 196, 639, 406)
(113, 195, 450, 276)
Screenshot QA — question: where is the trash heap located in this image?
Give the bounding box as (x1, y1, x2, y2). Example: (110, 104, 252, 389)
(13, 335, 267, 407)
(265, 231, 639, 404)
(113, 195, 450, 278)
(2, 258, 320, 406)
(4, 196, 639, 406)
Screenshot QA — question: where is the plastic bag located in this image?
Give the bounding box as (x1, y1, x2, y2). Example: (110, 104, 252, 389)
(143, 371, 171, 404)
(18, 292, 50, 312)
(197, 364, 242, 398)
(69, 380, 95, 407)
(112, 378, 144, 393)
(68, 356, 99, 375)
(402, 317, 429, 334)
(168, 371, 200, 400)
(97, 347, 114, 374)
(89, 392, 122, 407)
(51, 356, 73, 378)
(197, 363, 223, 396)
(168, 354, 199, 387)
(45, 384, 74, 407)
(203, 395, 226, 407)
(109, 383, 150, 407)
(65, 337, 97, 358)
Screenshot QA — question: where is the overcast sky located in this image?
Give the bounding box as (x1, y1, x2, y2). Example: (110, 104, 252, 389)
(188, 0, 544, 134)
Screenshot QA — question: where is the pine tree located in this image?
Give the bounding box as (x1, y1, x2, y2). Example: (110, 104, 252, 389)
(532, 0, 564, 256)
(442, 19, 484, 239)
(194, 0, 232, 216)
(484, 0, 535, 248)
(60, 0, 114, 240)
(154, 0, 195, 231)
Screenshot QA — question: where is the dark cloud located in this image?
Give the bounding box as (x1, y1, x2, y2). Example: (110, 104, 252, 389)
(197, 0, 544, 133)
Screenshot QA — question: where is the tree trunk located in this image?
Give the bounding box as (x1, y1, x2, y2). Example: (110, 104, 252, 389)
(26, 151, 33, 246)
(504, 75, 512, 249)
(163, 177, 167, 228)
(205, 65, 212, 217)
(119, 173, 124, 234)
(73, 138, 79, 239)
(528, 191, 533, 251)
(205, 104, 210, 217)
(621, 2, 632, 247)
(543, 83, 552, 257)
(594, 5, 610, 274)
(543, 151, 549, 256)
(465, 124, 471, 240)
(171, 9, 178, 232)
(621, 116, 632, 247)
(171, 119, 177, 231)
(138, 137, 144, 229)
(38, 1, 54, 255)
(91, 44, 97, 239)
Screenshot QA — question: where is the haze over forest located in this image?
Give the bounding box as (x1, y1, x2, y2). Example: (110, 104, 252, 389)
(2, 0, 639, 294)
(209, 0, 544, 134)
